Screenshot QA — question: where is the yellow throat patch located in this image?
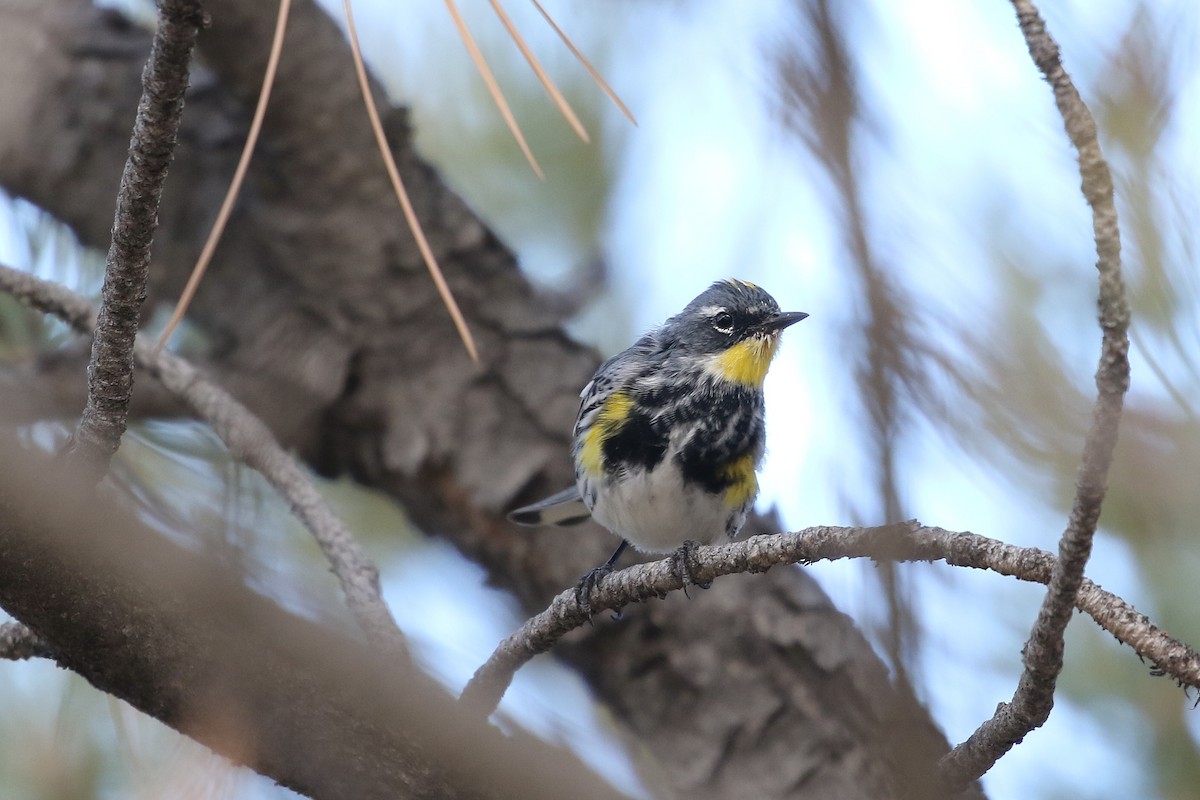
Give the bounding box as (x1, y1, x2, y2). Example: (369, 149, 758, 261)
(711, 336, 780, 387)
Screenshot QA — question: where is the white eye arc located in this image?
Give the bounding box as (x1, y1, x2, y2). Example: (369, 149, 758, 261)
(712, 310, 735, 335)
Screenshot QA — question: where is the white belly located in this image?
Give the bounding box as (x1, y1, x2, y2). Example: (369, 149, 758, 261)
(583, 464, 736, 553)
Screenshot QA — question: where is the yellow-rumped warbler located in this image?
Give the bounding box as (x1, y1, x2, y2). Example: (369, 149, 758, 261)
(509, 279, 807, 599)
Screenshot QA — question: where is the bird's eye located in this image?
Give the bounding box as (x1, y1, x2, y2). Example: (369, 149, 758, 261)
(712, 311, 735, 335)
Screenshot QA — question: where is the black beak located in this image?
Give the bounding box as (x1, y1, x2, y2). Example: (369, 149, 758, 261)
(758, 311, 809, 333)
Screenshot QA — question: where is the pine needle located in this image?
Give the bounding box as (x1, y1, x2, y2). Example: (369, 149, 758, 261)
(443, 0, 544, 178)
(487, 0, 588, 142)
(345, 0, 480, 363)
(530, 0, 637, 126)
(156, 0, 294, 353)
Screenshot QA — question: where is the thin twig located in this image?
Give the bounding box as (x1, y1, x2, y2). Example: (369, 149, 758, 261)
(156, 0, 293, 353)
(344, 0, 481, 364)
(69, 0, 206, 476)
(460, 523, 1194, 719)
(0, 621, 53, 661)
(0, 264, 407, 655)
(939, 0, 1130, 787)
(488, 0, 589, 142)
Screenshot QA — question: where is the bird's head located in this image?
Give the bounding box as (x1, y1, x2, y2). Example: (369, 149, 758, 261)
(663, 279, 808, 387)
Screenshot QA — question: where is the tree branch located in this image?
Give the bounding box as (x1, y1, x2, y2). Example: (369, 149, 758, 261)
(0, 621, 53, 660)
(938, 0, 1131, 787)
(68, 0, 206, 476)
(0, 442, 623, 800)
(0, 263, 406, 653)
(463, 524, 1196, 720)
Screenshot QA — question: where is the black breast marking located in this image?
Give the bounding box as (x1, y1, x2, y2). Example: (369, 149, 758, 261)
(639, 379, 690, 411)
(675, 386, 765, 494)
(603, 410, 668, 473)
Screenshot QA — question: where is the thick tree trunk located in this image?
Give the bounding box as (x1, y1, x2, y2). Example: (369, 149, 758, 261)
(0, 1, 971, 797)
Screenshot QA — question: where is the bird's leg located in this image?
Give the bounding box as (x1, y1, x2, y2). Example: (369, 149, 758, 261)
(669, 539, 712, 596)
(574, 540, 629, 619)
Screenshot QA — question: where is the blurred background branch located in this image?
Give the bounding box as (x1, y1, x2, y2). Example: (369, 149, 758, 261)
(0, 621, 51, 661)
(0, 436, 623, 800)
(0, 261, 408, 652)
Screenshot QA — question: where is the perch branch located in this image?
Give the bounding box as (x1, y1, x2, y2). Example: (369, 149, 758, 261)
(461, 524, 1194, 718)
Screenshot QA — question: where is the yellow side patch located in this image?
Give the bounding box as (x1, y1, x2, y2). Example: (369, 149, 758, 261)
(721, 453, 758, 509)
(579, 391, 634, 477)
(712, 337, 780, 387)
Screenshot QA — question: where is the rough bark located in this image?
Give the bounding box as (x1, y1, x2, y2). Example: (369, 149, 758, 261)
(0, 0, 967, 797)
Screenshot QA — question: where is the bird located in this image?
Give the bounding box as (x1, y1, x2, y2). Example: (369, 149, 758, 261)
(508, 279, 807, 609)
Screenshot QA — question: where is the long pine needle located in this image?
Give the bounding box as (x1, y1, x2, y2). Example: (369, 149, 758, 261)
(156, 0, 294, 352)
(487, 0, 589, 142)
(443, 0, 544, 178)
(530, 0, 637, 126)
(345, 0, 480, 363)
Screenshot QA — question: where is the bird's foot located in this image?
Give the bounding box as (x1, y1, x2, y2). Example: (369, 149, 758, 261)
(574, 564, 614, 620)
(669, 540, 712, 597)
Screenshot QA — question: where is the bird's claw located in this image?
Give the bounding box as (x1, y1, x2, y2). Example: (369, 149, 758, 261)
(574, 564, 613, 620)
(670, 540, 712, 597)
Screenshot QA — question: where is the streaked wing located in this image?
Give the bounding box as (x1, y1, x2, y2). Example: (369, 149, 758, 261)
(574, 331, 660, 439)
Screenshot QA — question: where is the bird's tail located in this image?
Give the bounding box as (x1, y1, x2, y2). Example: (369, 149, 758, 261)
(507, 486, 591, 526)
